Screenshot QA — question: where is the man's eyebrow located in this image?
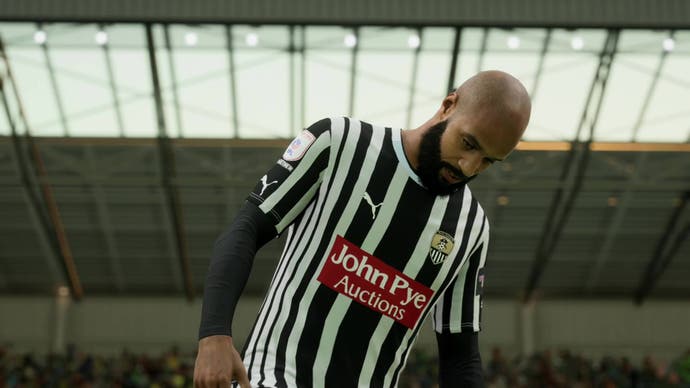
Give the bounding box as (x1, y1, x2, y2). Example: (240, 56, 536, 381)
(465, 134, 504, 162)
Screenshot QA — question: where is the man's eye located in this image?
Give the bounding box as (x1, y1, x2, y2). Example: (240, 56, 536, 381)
(462, 138, 475, 150)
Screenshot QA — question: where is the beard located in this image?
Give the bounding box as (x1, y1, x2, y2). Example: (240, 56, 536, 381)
(416, 120, 473, 196)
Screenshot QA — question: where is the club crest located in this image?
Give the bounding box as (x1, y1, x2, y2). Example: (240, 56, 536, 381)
(429, 231, 454, 265)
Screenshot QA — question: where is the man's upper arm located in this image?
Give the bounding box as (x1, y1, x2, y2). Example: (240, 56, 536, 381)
(246, 118, 332, 233)
(432, 217, 490, 334)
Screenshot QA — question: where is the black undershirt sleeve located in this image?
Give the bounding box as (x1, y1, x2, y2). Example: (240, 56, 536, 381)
(436, 331, 484, 387)
(198, 201, 277, 340)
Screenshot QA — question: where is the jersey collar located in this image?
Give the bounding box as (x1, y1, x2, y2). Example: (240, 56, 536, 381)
(392, 128, 425, 188)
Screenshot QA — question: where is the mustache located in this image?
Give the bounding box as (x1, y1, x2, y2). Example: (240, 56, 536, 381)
(440, 162, 470, 181)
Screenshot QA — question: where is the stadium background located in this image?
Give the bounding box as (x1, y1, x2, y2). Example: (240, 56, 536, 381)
(0, 0, 689, 386)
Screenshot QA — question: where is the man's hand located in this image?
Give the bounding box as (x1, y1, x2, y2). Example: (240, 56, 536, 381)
(194, 335, 251, 388)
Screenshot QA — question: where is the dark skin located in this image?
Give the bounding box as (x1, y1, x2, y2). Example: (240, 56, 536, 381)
(193, 70, 531, 388)
(403, 70, 531, 186)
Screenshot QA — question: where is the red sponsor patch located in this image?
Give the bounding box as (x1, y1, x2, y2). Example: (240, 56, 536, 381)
(317, 235, 434, 329)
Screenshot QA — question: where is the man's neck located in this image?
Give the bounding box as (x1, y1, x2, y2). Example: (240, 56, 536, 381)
(400, 125, 426, 170)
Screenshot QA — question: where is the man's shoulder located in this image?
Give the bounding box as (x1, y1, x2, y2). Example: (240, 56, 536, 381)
(460, 184, 490, 228)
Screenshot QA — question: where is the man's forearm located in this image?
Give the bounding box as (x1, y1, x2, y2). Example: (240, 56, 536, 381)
(198, 201, 276, 339)
(436, 331, 484, 387)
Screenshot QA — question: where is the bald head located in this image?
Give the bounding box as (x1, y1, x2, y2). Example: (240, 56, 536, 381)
(453, 70, 531, 145)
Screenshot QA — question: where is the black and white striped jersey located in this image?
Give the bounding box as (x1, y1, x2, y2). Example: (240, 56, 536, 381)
(244, 117, 489, 388)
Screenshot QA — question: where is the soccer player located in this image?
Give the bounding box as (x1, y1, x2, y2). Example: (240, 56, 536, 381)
(194, 70, 531, 388)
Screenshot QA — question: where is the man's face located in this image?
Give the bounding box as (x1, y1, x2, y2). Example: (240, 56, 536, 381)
(417, 110, 519, 195)
(417, 120, 470, 196)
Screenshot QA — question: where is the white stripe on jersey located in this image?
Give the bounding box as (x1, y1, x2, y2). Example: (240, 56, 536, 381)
(473, 227, 489, 330)
(258, 132, 330, 231)
(384, 192, 486, 388)
(356, 194, 449, 386)
(432, 212, 488, 334)
(280, 117, 361, 387)
(247, 117, 346, 387)
(244, 203, 316, 386)
(313, 164, 409, 387)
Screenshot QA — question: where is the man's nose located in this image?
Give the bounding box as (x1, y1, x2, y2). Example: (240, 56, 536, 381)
(458, 155, 482, 177)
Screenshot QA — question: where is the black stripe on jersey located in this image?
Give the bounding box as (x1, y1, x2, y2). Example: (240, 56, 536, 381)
(271, 149, 329, 222)
(460, 233, 485, 331)
(292, 122, 377, 385)
(245, 200, 319, 382)
(416, 187, 466, 287)
(440, 199, 479, 334)
(269, 118, 373, 387)
(332, 180, 438, 387)
(323, 131, 418, 386)
(389, 198, 481, 388)
(342, 127, 394, 244)
(252, 118, 352, 387)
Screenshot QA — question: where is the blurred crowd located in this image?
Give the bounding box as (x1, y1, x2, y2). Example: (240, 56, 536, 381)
(400, 347, 690, 388)
(2, 343, 689, 387)
(0, 345, 193, 388)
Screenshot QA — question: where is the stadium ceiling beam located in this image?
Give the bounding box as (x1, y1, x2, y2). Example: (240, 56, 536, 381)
(0, 222, 667, 236)
(84, 146, 126, 292)
(583, 153, 647, 292)
(523, 30, 619, 302)
(405, 28, 422, 130)
(476, 28, 488, 73)
(289, 25, 296, 136)
(16, 137, 690, 153)
(299, 26, 307, 130)
(3, 0, 688, 28)
(225, 25, 240, 137)
(529, 29, 552, 101)
(100, 23, 125, 136)
(445, 27, 461, 93)
(585, 36, 670, 292)
(38, 22, 69, 137)
(348, 27, 359, 117)
(145, 24, 195, 301)
(163, 25, 185, 138)
(4, 174, 688, 192)
(631, 30, 674, 142)
(0, 38, 83, 299)
(634, 191, 689, 304)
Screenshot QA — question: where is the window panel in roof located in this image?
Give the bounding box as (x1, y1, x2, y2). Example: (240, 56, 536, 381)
(480, 28, 548, 95)
(4, 47, 59, 135)
(50, 46, 119, 136)
(303, 27, 352, 127)
(304, 50, 351, 127)
(353, 27, 415, 128)
(0, 22, 36, 45)
(527, 53, 600, 141)
(454, 28, 483, 85)
(0, 57, 22, 136)
(168, 24, 225, 49)
(104, 24, 146, 48)
(306, 26, 352, 49)
(0, 103, 8, 136)
(525, 30, 606, 142)
(110, 47, 156, 137)
(43, 23, 100, 47)
(636, 31, 690, 142)
(234, 26, 290, 138)
(168, 38, 233, 138)
(594, 31, 668, 142)
(409, 28, 453, 127)
(485, 28, 546, 52)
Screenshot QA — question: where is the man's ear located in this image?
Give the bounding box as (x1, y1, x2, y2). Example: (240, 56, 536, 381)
(439, 92, 459, 121)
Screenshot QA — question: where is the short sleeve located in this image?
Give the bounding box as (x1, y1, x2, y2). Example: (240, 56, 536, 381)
(432, 218, 490, 334)
(247, 118, 331, 233)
